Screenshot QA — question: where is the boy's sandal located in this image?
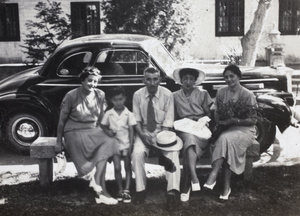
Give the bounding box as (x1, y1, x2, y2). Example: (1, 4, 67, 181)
(122, 191, 131, 203)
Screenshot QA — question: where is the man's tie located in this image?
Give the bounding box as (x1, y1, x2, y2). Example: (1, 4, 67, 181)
(147, 94, 156, 132)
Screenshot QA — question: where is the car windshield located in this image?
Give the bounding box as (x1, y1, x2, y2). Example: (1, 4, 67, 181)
(142, 40, 177, 78)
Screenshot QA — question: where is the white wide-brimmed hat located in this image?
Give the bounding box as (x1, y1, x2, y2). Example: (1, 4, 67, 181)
(173, 63, 206, 85)
(154, 131, 183, 151)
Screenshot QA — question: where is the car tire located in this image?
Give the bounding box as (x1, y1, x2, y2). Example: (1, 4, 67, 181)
(255, 117, 276, 154)
(3, 113, 48, 154)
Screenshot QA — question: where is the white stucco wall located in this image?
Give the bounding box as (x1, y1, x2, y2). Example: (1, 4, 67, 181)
(0, 0, 299, 64)
(0, 0, 36, 63)
(0, 0, 85, 63)
(188, 0, 300, 63)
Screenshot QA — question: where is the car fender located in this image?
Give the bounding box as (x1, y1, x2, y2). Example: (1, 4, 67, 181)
(256, 94, 292, 133)
(0, 93, 58, 132)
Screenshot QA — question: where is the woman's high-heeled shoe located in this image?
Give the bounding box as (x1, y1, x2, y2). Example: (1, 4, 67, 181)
(219, 188, 231, 201)
(191, 181, 201, 191)
(203, 181, 216, 190)
(180, 187, 191, 202)
(89, 170, 102, 193)
(95, 193, 118, 205)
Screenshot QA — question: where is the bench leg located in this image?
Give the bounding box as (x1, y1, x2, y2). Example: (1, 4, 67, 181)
(38, 158, 53, 187)
(244, 156, 253, 182)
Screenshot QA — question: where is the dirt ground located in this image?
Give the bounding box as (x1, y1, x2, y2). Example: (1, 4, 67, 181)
(1, 164, 300, 216)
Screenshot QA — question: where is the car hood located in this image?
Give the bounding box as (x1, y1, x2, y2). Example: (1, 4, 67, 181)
(0, 66, 44, 94)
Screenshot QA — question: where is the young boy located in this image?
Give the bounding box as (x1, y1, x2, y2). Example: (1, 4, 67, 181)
(101, 87, 136, 203)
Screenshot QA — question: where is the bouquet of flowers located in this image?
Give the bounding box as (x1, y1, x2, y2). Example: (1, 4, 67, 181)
(217, 98, 257, 120)
(210, 98, 257, 144)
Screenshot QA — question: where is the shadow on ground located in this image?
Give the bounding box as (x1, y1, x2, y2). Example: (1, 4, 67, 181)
(1, 164, 300, 216)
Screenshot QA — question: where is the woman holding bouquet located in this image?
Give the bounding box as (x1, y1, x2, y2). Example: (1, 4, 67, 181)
(173, 66, 213, 202)
(204, 64, 257, 201)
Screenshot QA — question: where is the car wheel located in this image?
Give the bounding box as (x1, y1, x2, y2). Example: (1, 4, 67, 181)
(255, 118, 276, 154)
(3, 113, 48, 154)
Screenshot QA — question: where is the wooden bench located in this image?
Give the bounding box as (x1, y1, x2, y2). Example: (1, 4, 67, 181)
(30, 137, 260, 186)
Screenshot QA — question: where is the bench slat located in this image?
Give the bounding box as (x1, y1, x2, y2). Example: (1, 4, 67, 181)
(30, 137, 57, 159)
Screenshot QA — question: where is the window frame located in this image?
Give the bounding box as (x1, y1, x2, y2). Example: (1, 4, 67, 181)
(215, 0, 244, 37)
(0, 3, 20, 41)
(70, 1, 100, 38)
(279, 0, 300, 35)
(56, 52, 92, 77)
(94, 49, 152, 77)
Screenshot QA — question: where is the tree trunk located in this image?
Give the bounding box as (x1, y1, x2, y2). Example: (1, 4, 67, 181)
(240, 0, 272, 66)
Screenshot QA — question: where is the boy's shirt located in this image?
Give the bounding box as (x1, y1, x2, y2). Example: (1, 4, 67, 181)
(101, 107, 137, 150)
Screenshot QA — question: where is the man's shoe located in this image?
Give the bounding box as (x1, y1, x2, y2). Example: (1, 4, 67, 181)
(167, 190, 179, 211)
(158, 155, 176, 173)
(133, 190, 146, 204)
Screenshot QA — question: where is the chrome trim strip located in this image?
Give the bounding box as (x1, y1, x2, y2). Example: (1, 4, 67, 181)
(213, 83, 265, 90)
(37, 84, 81, 87)
(203, 78, 279, 83)
(36, 82, 167, 87)
(57, 74, 144, 78)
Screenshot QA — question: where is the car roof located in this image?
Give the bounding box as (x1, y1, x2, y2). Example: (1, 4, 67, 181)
(58, 34, 158, 50)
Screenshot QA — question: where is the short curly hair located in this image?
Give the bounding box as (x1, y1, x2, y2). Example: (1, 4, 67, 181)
(223, 64, 242, 78)
(79, 67, 102, 82)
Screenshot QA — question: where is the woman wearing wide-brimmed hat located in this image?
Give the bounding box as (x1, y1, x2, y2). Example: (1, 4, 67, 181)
(173, 65, 213, 202)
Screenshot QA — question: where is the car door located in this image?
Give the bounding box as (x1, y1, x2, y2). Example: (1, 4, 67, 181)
(33, 51, 94, 119)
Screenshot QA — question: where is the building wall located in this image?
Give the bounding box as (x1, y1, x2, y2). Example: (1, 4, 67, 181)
(0, 0, 94, 63)
(0, 0, 299, 64)
(0, 0, 34, 63)
(188, 0, 300, 64)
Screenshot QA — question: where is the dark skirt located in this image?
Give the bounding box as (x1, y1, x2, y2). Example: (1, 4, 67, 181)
(64, 127, 119, 176)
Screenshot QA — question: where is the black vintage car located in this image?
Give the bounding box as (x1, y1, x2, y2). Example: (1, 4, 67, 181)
(0, 34, 294, 154)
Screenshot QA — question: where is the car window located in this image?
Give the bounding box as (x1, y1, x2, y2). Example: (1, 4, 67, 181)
(94, 50, 152, 76)
(57, 52, 92, 76)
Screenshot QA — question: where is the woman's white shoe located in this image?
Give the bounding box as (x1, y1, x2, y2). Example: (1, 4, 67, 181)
(89, 169, 103, 193)
(219, 188, 231, 201)
(191, 181, 201, 191)
(180, 187, 191, 202)
(203, 181, 216, 190)
(95, 194, 118, 205)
